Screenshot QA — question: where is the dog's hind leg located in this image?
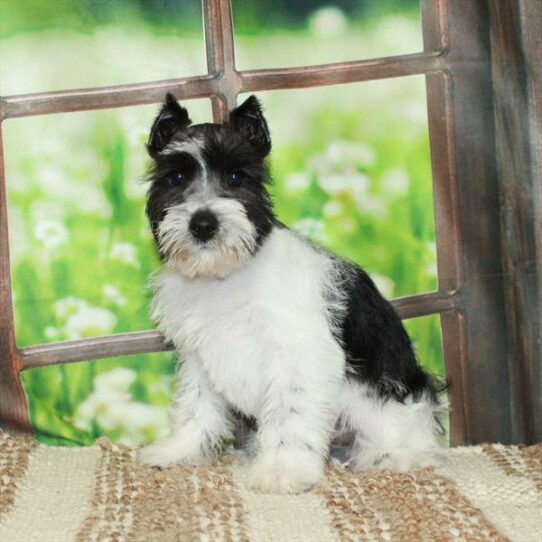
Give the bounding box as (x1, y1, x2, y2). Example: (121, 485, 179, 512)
(338, 378, 445, 472)
(138, 355, 232, 467)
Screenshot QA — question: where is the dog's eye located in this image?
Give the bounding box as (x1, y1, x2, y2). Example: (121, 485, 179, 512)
(168, 171, 186, 187)
(228, 170, 246, 187)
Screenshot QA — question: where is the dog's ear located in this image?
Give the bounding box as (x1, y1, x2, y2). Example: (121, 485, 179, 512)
(147, 93, 192, 157)
(229, 95, 271, 157)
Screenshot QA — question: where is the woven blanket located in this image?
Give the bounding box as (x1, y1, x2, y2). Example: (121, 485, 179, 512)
(0, 431, 540, 542)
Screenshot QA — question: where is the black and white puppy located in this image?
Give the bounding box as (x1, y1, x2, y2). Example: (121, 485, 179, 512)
(138, 94, 446, 494)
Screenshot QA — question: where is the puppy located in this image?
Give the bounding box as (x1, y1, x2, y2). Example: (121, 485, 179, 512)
(137, 93, 446, 494)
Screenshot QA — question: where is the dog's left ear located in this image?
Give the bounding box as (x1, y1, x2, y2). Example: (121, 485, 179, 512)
(148, 93, 192, 157)
(229, 96, 271, 157)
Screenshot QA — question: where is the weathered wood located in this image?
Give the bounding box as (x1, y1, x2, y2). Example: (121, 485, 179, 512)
(0, 124, 30, 433)
(19, 291, 459, 368)
(488, 0, 542, 444)
(421, 0, 469, 446)
(0, 52, 445, 122)
(240, 52, 444, 92)
(0, 76, 216, 120)
(20, 331, 173, 370)
(432, 0, 511, 444)
(203, 0, 238, 120)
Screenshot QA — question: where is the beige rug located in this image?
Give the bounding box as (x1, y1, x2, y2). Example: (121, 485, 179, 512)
(0, 430, 540, 542)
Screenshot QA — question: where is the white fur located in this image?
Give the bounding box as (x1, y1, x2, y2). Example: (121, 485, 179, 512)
(137, 355, 232, 467)
(161, 138, 204, 159)
(138, 227, 442, 492)
(337, 379, 445, 471)
(158, 198, 257, 279)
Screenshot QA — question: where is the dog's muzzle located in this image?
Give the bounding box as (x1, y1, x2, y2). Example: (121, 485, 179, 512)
(189, 209, 219, 242)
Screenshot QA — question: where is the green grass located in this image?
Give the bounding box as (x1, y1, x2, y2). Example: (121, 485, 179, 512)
(2, 7, 443, 446)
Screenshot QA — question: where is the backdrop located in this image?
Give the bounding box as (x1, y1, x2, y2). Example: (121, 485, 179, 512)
(0, 0, 442, 445)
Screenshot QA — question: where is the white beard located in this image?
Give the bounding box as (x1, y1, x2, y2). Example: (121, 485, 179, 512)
(158, 198, 258, 279)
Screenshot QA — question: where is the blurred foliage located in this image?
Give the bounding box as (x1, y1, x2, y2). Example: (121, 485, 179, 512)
(1, 0, 443, 447)
(1, 0, 420, 36)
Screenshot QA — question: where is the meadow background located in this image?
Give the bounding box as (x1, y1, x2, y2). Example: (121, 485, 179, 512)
(0, 0, 443, 446)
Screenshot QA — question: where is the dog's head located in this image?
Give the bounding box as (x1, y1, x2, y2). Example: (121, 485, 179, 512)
(146, 94, 275, 279)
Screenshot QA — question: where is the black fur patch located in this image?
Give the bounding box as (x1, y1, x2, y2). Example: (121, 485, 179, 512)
(334, 261, 444, 403)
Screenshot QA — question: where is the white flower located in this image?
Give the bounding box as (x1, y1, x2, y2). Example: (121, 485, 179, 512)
(44, 326, 59, 339)
(53, 297, 118, 339)
(309, 142, 375, 184)
(292, 218, 329, 244)
(103, 402, 169, 445)
(110, 242, 140, 268)
(381, 169, 410, 196)
(74, 368, 170, 445)
(309, 6, 348, 37)
(354, 193, 387, 218)
(64, 306, 118, 340)
(325, 141, 375, 169)
(317, 171, 370, 197)
(323, 200, 343, 218)
(370, 273, 395, 298)
(34, 219, 68, 250)
(285, 172, 311, 192)
(103, 284, 127, 306)
(54, 297, 87, 319)
(94, 368, 136, 392)
(35, 165, 67, 193)
(74, 388, 131, 431)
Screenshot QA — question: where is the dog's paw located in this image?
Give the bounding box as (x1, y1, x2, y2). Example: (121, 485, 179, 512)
(349, 448, 442, 472)
(247, 452, 323, 494)
(137, 437, 204, 468)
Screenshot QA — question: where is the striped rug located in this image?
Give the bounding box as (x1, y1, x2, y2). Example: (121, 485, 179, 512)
(0, 430, 540, 542)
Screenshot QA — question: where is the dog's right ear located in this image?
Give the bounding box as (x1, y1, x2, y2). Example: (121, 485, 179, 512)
(147, 93, 191, 157)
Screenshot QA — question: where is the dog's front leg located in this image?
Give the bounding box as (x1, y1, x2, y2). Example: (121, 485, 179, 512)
(138, 355, 232, 468)
(247, 360, 340, 494)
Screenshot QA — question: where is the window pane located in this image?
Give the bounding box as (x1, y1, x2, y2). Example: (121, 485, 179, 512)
(20, 351, 176, 445)
(403, 315, 445, 378)
(233, 0, 423, 71)
(4, 99, 211, 347)
(242, 76, 436, 300)
(404, 314, 448, 443)
(0, 0, 205, 95)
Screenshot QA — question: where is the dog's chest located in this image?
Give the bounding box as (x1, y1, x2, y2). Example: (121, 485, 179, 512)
(151, 229, 335, 415)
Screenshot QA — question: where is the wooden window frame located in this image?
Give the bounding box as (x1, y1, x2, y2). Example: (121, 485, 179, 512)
(1, 0, 540, 445)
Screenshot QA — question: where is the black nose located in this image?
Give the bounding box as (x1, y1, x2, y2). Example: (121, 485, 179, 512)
(189, 209, 219, 242)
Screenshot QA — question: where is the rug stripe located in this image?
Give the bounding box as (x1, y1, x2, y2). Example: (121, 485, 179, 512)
(75, 441, 135, 542)
(0, 432, 37, 520)
(231, 461, 340, 542)
(519, 444, 542, 493)
(440, 446, 540, 542)
(126, 454, 250, 541)
(483, 443, 542, 493)
(0, 445, 99, 542)
(316, 460, 510, 542)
